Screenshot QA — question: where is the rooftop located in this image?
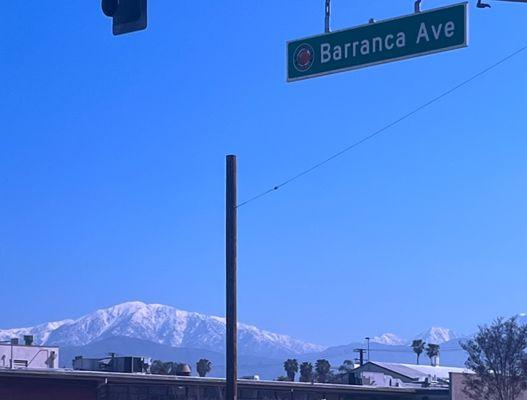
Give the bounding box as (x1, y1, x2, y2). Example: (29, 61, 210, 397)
(0, 367, 449, 396)
(360, 361, 471, 381)
(0, 342, 58, 349)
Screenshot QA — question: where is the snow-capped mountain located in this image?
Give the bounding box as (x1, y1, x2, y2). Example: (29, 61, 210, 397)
(0, 319, 74, 345)
(0, 301, 324, 359)
(369, 327, 464, 346)
(371, 333, 406, 346)
(412, 327, 461, 345)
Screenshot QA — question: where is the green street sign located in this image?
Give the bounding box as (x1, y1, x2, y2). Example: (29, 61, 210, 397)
(287, 2, 468, 82)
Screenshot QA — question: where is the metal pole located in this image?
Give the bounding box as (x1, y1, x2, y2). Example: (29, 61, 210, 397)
(325, 0, 331, 33)
(354, 348, 366, 366)
(226, 155, 238, 400)
(359, 350, 364, 366)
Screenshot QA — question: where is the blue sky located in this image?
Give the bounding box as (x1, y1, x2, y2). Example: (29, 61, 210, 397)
(1, 1, 526, 346)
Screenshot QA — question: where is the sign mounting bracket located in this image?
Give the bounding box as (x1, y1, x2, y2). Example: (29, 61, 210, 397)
(289, 2, 469, 82)
(325, 0, 331, 33)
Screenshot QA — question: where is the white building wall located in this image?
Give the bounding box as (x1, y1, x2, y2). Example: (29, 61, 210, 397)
(0, 344, 59, 369)
(361, 371, 404, 387)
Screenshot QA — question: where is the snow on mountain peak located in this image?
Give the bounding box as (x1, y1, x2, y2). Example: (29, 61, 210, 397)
(369, 327, 463, 346)
(413, 326, 460, 344)
(0, 319, 74, 345)
(0, 301, 325, 359)
(371, 333, 406, 346)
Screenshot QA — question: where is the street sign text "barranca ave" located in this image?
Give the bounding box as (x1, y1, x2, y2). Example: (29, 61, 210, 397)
(287, 2, 468, 82)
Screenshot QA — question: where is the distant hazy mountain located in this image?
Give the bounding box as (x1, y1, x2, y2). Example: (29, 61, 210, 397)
(60, 336, 285, 378)
(58, 336, 469, 379)
(0, 301, 324, 359)
(312, 338, 468, 369)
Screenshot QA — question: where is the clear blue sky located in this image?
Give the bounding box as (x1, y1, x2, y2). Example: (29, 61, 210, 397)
(1, 1, 526, 346)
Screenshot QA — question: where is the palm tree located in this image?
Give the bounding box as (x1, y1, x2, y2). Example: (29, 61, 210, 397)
(425, 344, 440, 366)
(283, 359, 299, 381)
(299, 362, 313, 382)
(411, 340, 426, 365)
(338, 360, 355, 374)
(315, 359, 331, 383)
(196, 359, 212, 377)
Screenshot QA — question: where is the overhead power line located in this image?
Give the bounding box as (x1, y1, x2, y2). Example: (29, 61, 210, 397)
(237, 43, 527, 209)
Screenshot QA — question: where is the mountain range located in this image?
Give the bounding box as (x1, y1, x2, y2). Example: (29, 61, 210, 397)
(0, 301, 323, 360)
(1, 301, 521, 379)
(371, 327, 463, 346)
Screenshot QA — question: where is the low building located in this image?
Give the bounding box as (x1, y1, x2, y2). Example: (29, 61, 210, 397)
(350, 361, 469, 388)
(0, 368, 450, 400)
(0, 336, 59, 369)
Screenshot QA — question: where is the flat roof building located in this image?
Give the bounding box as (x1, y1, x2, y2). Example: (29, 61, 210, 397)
(0, 337, 59, 370)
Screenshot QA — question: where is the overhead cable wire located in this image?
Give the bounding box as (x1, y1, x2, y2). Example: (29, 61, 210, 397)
(237, 43, 527, 208)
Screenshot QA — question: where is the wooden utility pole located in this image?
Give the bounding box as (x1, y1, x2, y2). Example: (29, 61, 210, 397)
(226, 155, 238, 400)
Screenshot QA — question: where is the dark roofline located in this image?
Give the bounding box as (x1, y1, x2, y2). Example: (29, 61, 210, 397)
(0, 368, 449, 395)
(0, 343, 59, 350)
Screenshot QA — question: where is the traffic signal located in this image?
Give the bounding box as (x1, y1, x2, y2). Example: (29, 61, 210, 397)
(102, 0, 147, 35)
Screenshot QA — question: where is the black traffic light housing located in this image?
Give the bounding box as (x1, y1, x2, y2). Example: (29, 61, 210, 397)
(102, 0, 147, 35)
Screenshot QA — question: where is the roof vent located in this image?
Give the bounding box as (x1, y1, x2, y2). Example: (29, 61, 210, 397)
(24, 335, 34, 346)
(175, 363, 192, 376)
